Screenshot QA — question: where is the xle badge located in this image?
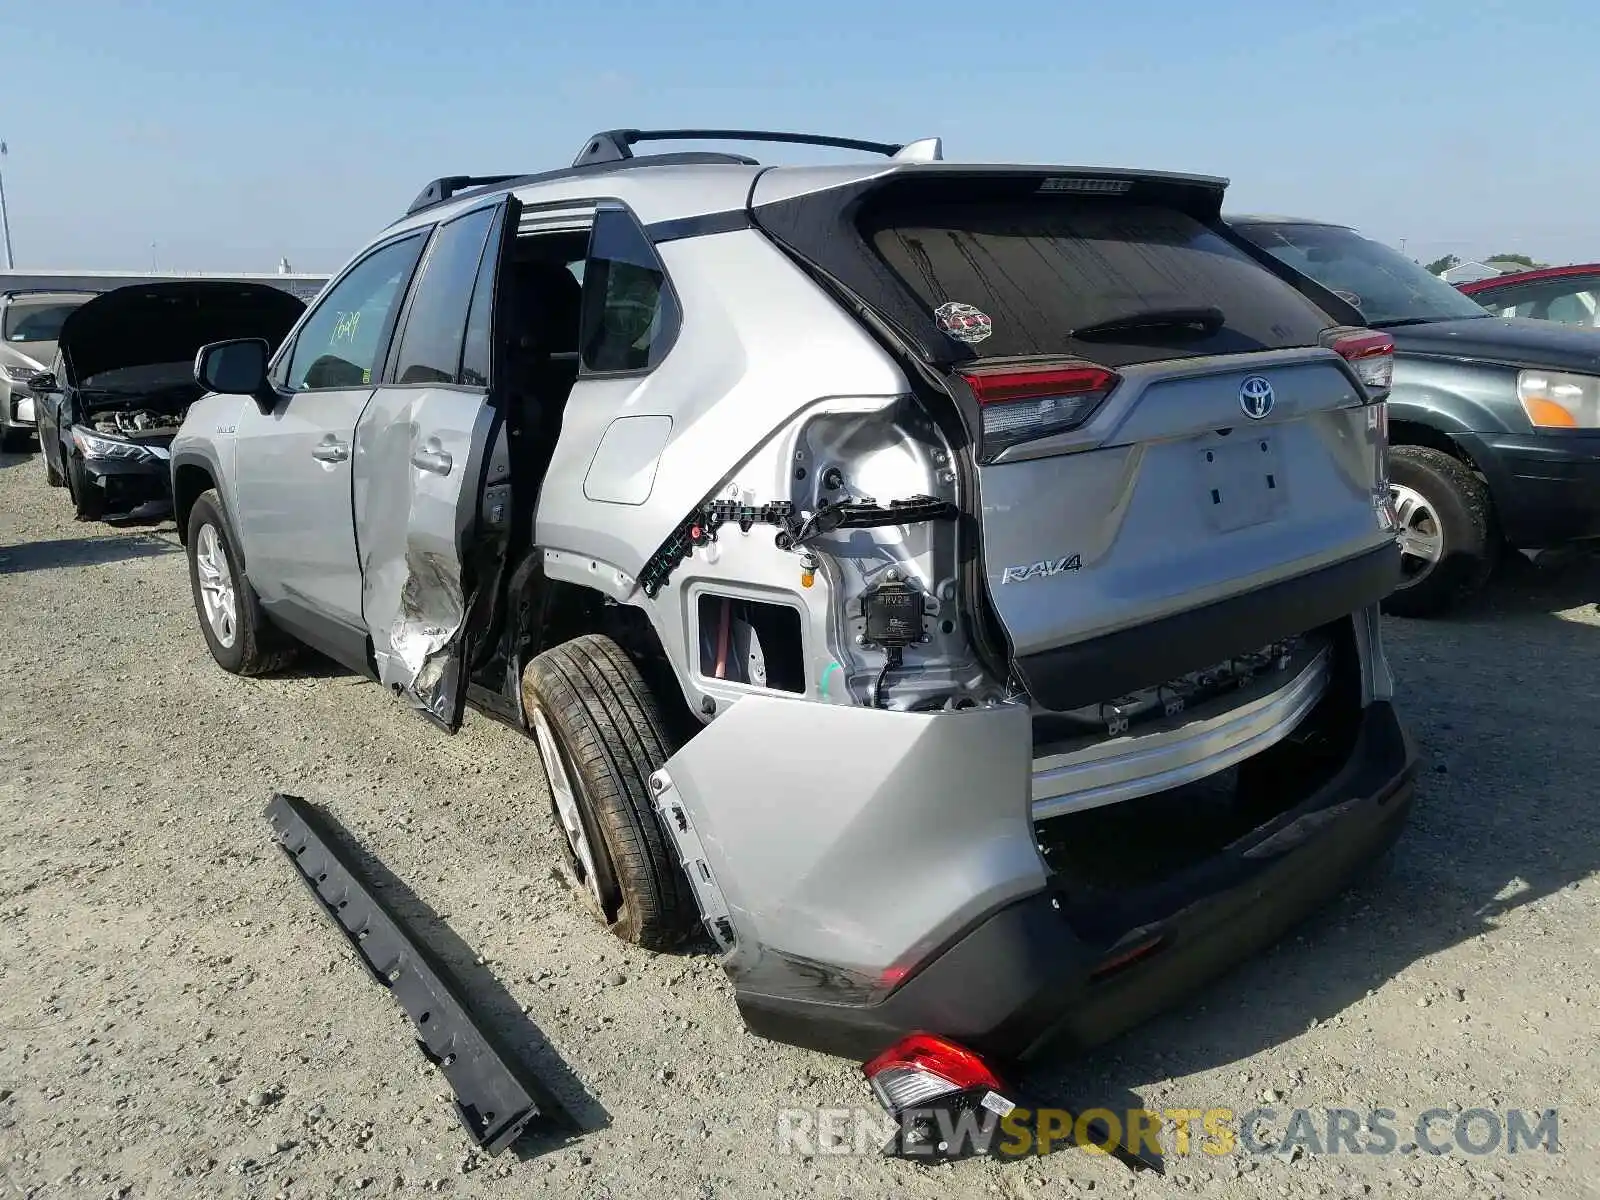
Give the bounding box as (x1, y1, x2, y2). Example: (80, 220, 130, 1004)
(1001, 554, 1082, 584)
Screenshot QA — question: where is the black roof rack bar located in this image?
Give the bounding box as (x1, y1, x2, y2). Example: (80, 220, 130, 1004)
(573, 128, 903, 167)
(406, 173, 525, 217)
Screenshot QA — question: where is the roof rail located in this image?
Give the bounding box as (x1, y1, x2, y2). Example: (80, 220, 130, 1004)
(572, 128, 905, 167)
(406, 173, 524, 217)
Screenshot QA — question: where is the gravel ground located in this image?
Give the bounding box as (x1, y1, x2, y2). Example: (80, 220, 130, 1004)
(1, 444, 1597, 1200)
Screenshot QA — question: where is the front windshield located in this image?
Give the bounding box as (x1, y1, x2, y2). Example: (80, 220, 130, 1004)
(3, 301, 85, 342)
(1234, 223, 1491, 326)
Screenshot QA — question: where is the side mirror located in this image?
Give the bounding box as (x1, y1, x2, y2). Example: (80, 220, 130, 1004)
(26, 371, 57, 392)
(195, 338, 274, 410)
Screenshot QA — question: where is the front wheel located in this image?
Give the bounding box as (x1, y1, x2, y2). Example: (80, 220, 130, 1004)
(1381, 445, 1498, 618)
(520, 635, 696, 950)
(185, 489, 295, 675)
(65, 454, 106, 521)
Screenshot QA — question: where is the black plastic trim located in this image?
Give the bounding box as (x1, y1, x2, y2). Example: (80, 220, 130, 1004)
(645, 209, 754, 243)
(264, 794, 571, 1154)
(1014, 543, 1401, 712)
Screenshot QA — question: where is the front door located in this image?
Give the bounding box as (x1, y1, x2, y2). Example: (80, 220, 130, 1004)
(356, 199, 514, 728)
(231, 231, 428, 664)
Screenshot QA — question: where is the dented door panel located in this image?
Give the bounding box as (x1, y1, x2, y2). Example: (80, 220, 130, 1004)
(354, 386, 496, 727)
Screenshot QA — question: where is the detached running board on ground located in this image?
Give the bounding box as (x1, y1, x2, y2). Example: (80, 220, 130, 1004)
(265, 793, 571, 1154)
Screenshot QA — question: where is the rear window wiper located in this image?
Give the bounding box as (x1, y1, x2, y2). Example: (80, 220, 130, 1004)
(1070, 305, 1225, 340)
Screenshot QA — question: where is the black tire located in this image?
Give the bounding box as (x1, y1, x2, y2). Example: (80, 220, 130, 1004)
(521, 634, 695, 950)
(185, 489, 296, 676)
(42, 447, 64, 487)
(1381, 445, 1498, 618)
(66, 454, 107, 521)
(0, 424, 30, 454)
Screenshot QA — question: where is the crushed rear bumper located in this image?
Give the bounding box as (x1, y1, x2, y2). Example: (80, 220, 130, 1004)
(732, 700, 1414, 1061)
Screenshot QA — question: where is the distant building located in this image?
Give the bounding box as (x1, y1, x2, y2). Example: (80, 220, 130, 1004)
(1439, 260, 1502, 285)
(1483, 259, 1538, 276)
(0, 268, 328, 303)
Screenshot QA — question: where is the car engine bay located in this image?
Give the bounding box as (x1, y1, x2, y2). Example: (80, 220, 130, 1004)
(89, 408, 185, 439)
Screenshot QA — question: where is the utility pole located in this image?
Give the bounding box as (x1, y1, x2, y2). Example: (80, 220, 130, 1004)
(0, 141, 14, 270)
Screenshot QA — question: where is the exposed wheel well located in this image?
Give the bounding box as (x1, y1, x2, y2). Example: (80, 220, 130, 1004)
(172, 464, 217, 547)
(517, 577, 700, 746)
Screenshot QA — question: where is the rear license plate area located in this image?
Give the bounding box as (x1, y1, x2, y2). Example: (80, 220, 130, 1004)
(1197, 435, 1287, 533)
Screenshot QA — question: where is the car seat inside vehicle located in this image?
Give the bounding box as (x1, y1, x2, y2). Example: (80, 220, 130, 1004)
(499, 236, 587, 500)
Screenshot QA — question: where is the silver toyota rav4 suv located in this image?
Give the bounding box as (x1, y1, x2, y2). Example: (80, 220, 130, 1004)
(172, 129, 1416, 1066)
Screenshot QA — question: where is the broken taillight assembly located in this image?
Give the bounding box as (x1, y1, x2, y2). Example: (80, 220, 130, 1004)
(864, 1032, 1009, 1114)
(959, 361, 1120, 462)
(862, 1032, 1017, 1160)
(861, 1031, 1162, 1172)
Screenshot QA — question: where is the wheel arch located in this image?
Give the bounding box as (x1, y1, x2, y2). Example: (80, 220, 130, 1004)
(170, 452, 242, 567)
(507, 563, 700, 745)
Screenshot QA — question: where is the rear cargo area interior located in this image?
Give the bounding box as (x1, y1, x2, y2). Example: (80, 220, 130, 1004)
(1035, 617, 1364, 942)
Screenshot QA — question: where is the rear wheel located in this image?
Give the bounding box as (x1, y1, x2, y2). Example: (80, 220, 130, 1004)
(1381, 445, 1498, 618)
(520, 634, 695, 950)
(185, 489, 295, 675)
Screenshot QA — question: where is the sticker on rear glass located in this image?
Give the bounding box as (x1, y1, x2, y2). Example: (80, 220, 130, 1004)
(934, 301, 993, 345)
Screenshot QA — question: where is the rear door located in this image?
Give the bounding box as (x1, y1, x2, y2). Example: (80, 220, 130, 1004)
(355, 197, 515, 730)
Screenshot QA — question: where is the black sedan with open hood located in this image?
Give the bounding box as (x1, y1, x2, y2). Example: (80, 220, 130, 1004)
(31, 281, 304, 520)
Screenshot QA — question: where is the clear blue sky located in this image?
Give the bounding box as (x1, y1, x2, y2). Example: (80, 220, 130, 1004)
(3, 0, 1591, 273)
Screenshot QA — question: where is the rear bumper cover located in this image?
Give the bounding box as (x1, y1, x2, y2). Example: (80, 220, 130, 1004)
(736, 699, 1415, 1062)
(1457, 430, 1600, 549)
(1011, 544, 1400, 712)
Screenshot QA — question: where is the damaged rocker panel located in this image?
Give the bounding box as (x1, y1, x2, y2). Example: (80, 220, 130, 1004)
(264, 793, 571, 1154)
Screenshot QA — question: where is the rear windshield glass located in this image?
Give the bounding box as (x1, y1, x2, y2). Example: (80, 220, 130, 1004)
(4, 301, 83, 343)
(1231, 222, 1490, 327)
(864, 199, 1334, 366)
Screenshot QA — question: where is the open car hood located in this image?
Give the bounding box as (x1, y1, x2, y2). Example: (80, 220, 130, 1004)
(57, 281, 305, 385)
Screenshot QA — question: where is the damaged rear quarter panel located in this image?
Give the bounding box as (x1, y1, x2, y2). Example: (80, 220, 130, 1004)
(354, 386, 495, 720)
(657, 694, 1042, 989)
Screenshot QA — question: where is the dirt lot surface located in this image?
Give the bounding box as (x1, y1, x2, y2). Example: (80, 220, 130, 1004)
(2, 445, 1598, 1200)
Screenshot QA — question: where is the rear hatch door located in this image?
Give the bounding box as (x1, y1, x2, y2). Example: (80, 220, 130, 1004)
(756, 171, 1398, 709)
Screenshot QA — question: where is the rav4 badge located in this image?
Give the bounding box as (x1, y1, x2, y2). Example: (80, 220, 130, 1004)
(1001, 554, 1082, 584)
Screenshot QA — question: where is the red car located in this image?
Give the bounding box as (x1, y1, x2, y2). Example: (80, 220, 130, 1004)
(1458, 264, 1600, 329)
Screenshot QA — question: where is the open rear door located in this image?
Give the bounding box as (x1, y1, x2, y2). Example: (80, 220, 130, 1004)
(359, 195, 521, 731)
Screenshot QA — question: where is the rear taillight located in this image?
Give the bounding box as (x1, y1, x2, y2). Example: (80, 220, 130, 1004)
(958, 361, 1119, 462)
(863, 1032, 1010, 1115)
(1327, 330, 1395, 398)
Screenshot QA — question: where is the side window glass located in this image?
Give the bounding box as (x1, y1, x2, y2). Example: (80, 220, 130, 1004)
(394, 206, 498, 385)
(286, 234, 426, 391)
(579, 208, 680, 373)
(459, 206, 509, 388)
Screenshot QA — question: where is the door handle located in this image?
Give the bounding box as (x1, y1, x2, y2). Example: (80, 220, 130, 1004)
(411, 444, 453, 476)
(311, 441, 350, 463)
